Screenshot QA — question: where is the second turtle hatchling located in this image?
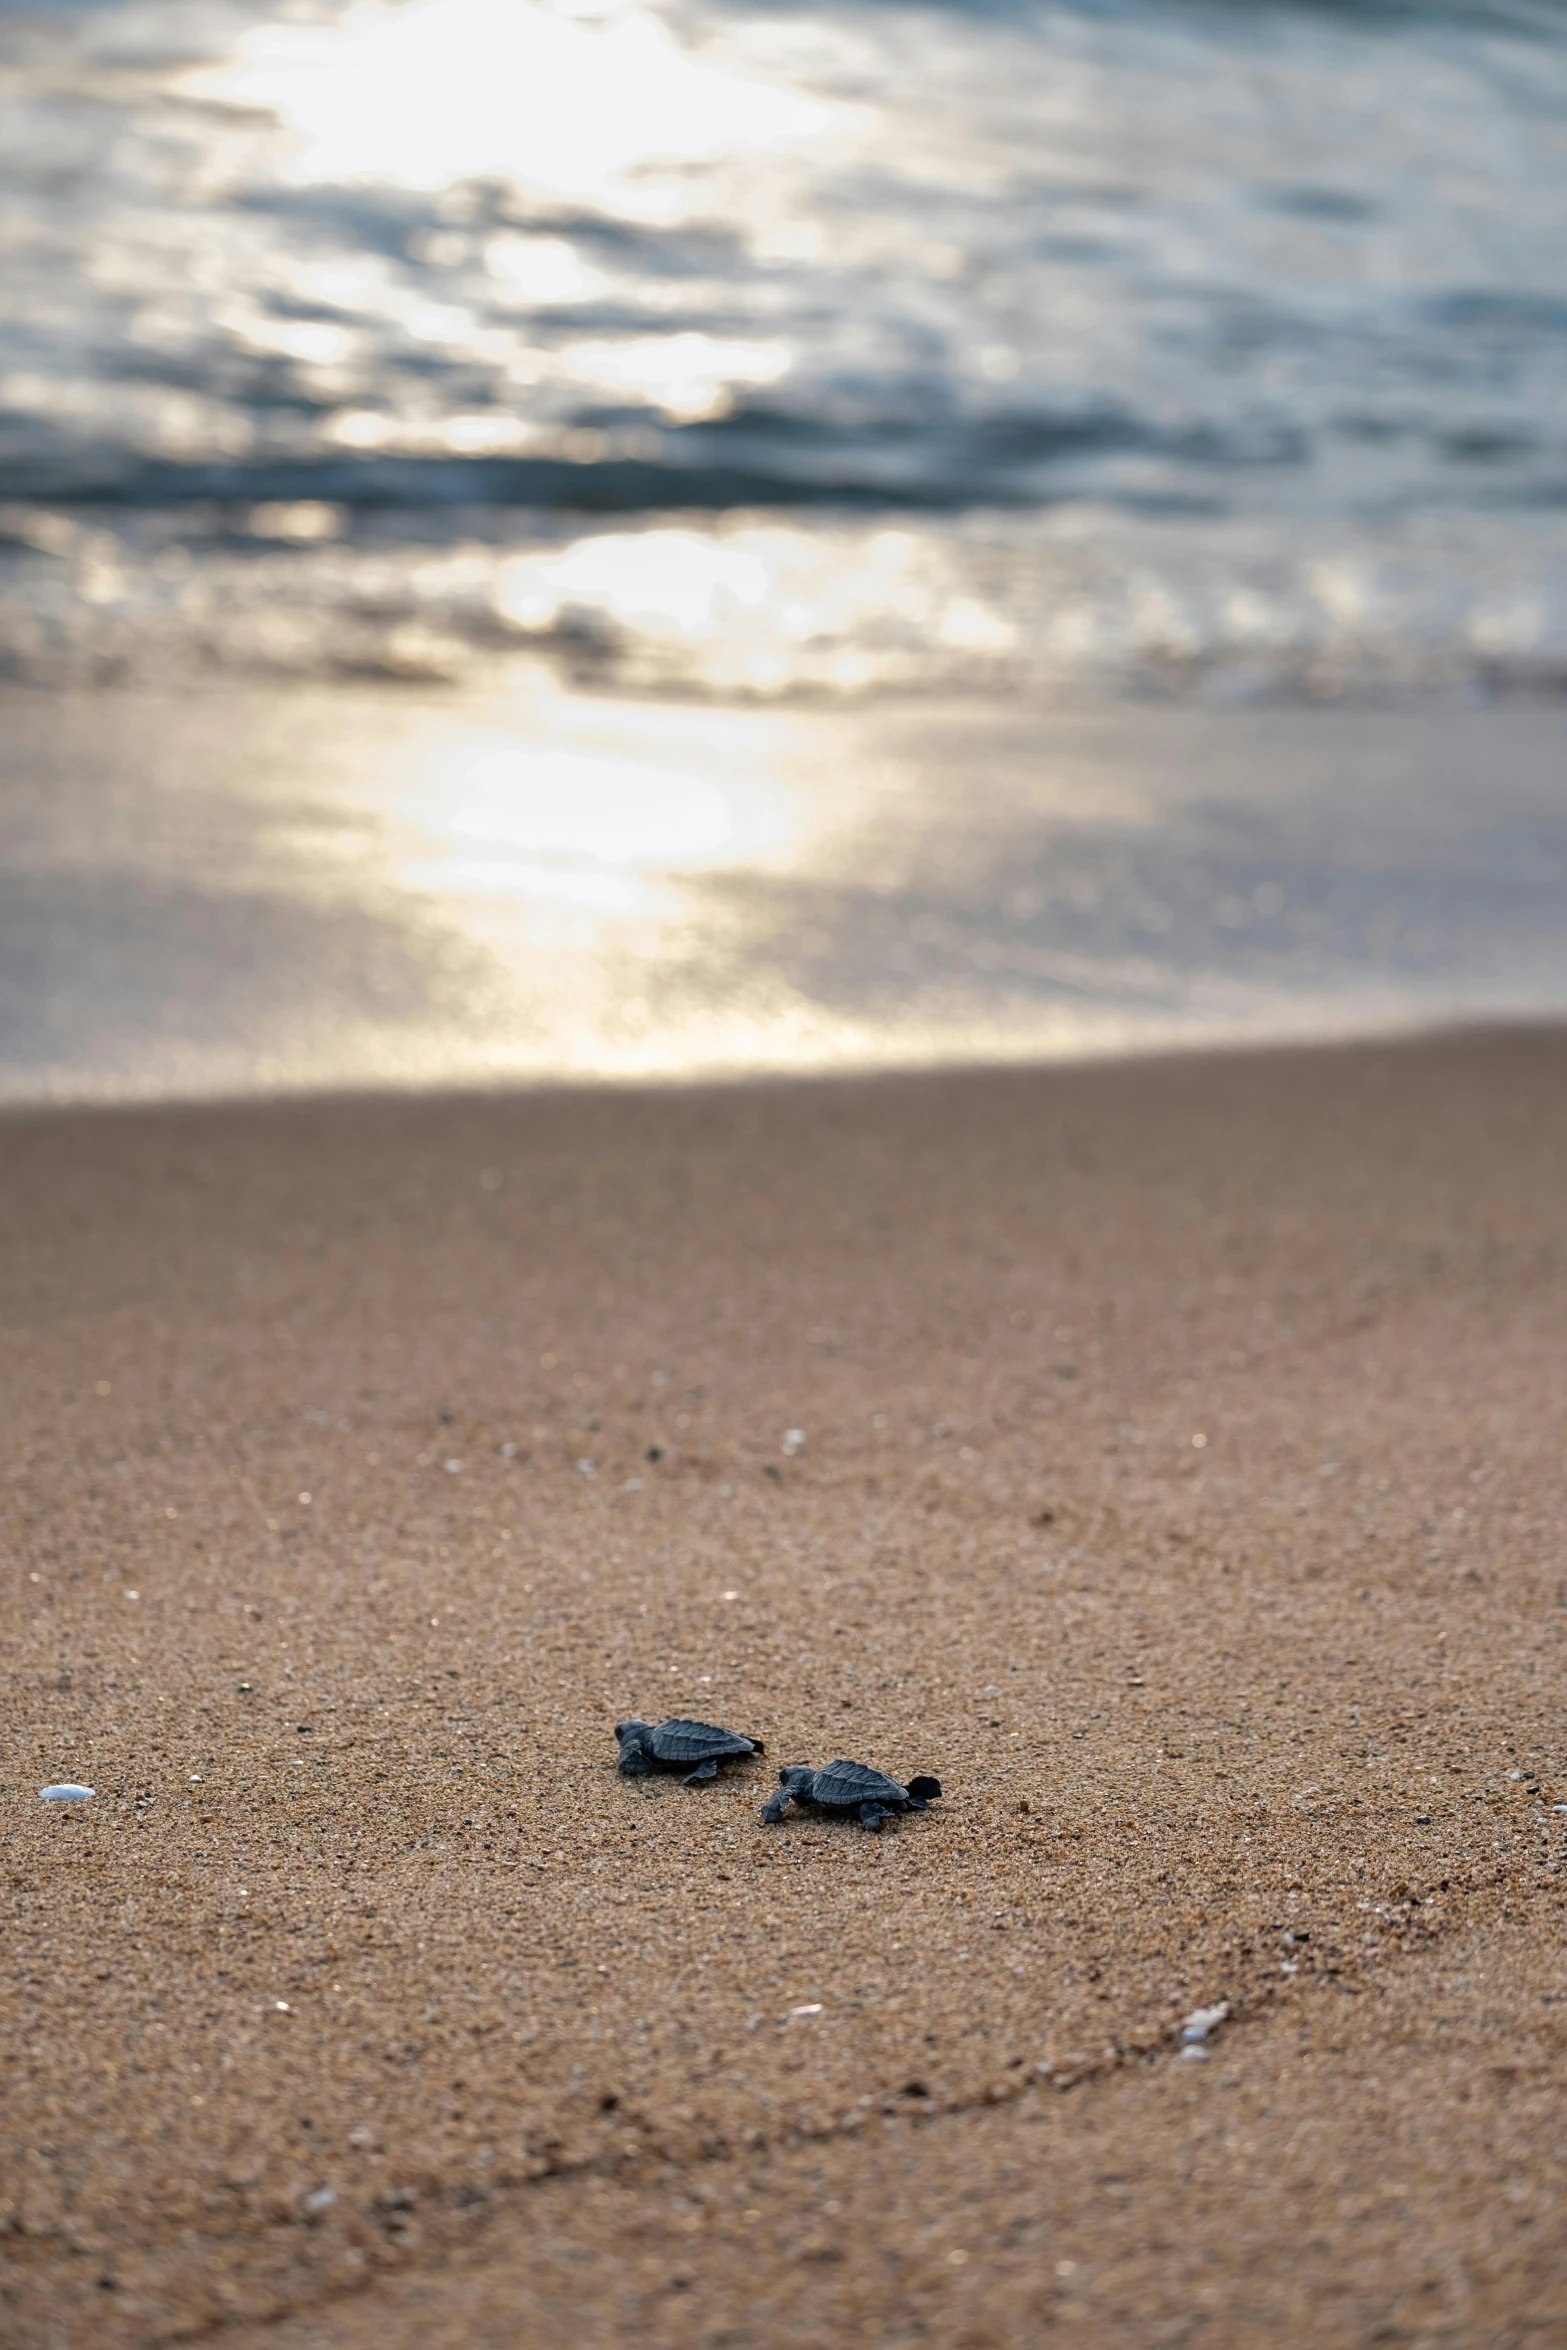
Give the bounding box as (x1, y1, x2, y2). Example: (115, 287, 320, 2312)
(763, 1758, 943, 1831)
(614, 1717, 766, 1785)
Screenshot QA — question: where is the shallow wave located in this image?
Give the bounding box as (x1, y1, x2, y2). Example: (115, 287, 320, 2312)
(0, 410, 1303, 513)
(5, 502, 1567, 700)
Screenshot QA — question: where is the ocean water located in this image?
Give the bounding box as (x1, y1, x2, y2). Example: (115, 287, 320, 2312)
(5, 0, 1567, 698)
(2, 0, 1566, 1099)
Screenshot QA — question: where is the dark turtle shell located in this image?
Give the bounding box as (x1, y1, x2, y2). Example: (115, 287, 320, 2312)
(809, 1758, 908, 1808)
(648, 1718, 759, 1765)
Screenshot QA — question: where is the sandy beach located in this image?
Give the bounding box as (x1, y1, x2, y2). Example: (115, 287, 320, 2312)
(4, 1028, 1567, 2346)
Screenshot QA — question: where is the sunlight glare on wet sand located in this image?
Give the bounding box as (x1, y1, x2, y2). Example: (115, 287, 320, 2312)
(0, 678, 1203, 1103)
(386, 717, 808, 922)
(9, 678, 1566, 1108)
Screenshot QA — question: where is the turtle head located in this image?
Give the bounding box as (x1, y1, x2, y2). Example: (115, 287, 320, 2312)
(762, 1765, 817, 1824)
(614, 1719, 654, 1765)
(907, 1775, 943, 1801)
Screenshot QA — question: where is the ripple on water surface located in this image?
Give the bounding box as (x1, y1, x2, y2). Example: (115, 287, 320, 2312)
(2, 0, 1567, 698)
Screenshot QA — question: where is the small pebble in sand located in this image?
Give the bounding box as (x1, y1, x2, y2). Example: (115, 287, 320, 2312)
(782, 1428, 806, 1455)
(303, 2186, 336, 2216)
(577, 1458, 596, 1476)
(40, 1782, 93, 1803)
(1180, 2000, 1230, 2047)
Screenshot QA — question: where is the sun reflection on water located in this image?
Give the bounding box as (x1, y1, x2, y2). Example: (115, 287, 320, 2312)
(191, 0, 839, 205)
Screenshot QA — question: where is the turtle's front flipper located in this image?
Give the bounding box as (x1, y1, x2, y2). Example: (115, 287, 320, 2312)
(858, 1803, 888, 1831)
(761, 1791, 791, 1823)
(618, 1757, 653, 1777)
(683, 1757, 720, 1784)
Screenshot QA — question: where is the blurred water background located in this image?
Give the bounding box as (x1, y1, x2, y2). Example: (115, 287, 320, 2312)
(3, 0, 1566, 1098)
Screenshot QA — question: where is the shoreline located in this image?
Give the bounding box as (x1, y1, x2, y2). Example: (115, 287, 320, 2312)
(4, 1026, 1567, 2344)
(0, 998, 1561, 1120)
(5, 683, 1567, 1111)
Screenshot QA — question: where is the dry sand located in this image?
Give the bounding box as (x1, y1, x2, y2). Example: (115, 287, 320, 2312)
(228, 1907, 1567, 2350)
(3, 1028, 1566, 2346)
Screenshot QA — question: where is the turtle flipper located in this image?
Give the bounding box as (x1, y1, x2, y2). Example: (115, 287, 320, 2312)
(858, 1803, 888, 1831)
(683, 1757, 720, 1784)
(762, 1792, 790, 1824)
(618, 1757, 653, 1777)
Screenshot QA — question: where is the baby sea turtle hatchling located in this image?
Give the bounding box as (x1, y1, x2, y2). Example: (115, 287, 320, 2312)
(763, 1759, 943, 1832)
(615, 1717, 766, 1785)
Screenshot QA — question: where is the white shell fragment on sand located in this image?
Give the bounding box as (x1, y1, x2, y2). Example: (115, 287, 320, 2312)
(40, 1782, 94, 1803)
(1181, 2000, 1231, 2046)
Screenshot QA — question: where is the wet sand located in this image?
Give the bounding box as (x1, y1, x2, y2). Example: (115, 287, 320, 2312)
(4, 1029, 1567, 2345)
(7, 682, 1567, 1110)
